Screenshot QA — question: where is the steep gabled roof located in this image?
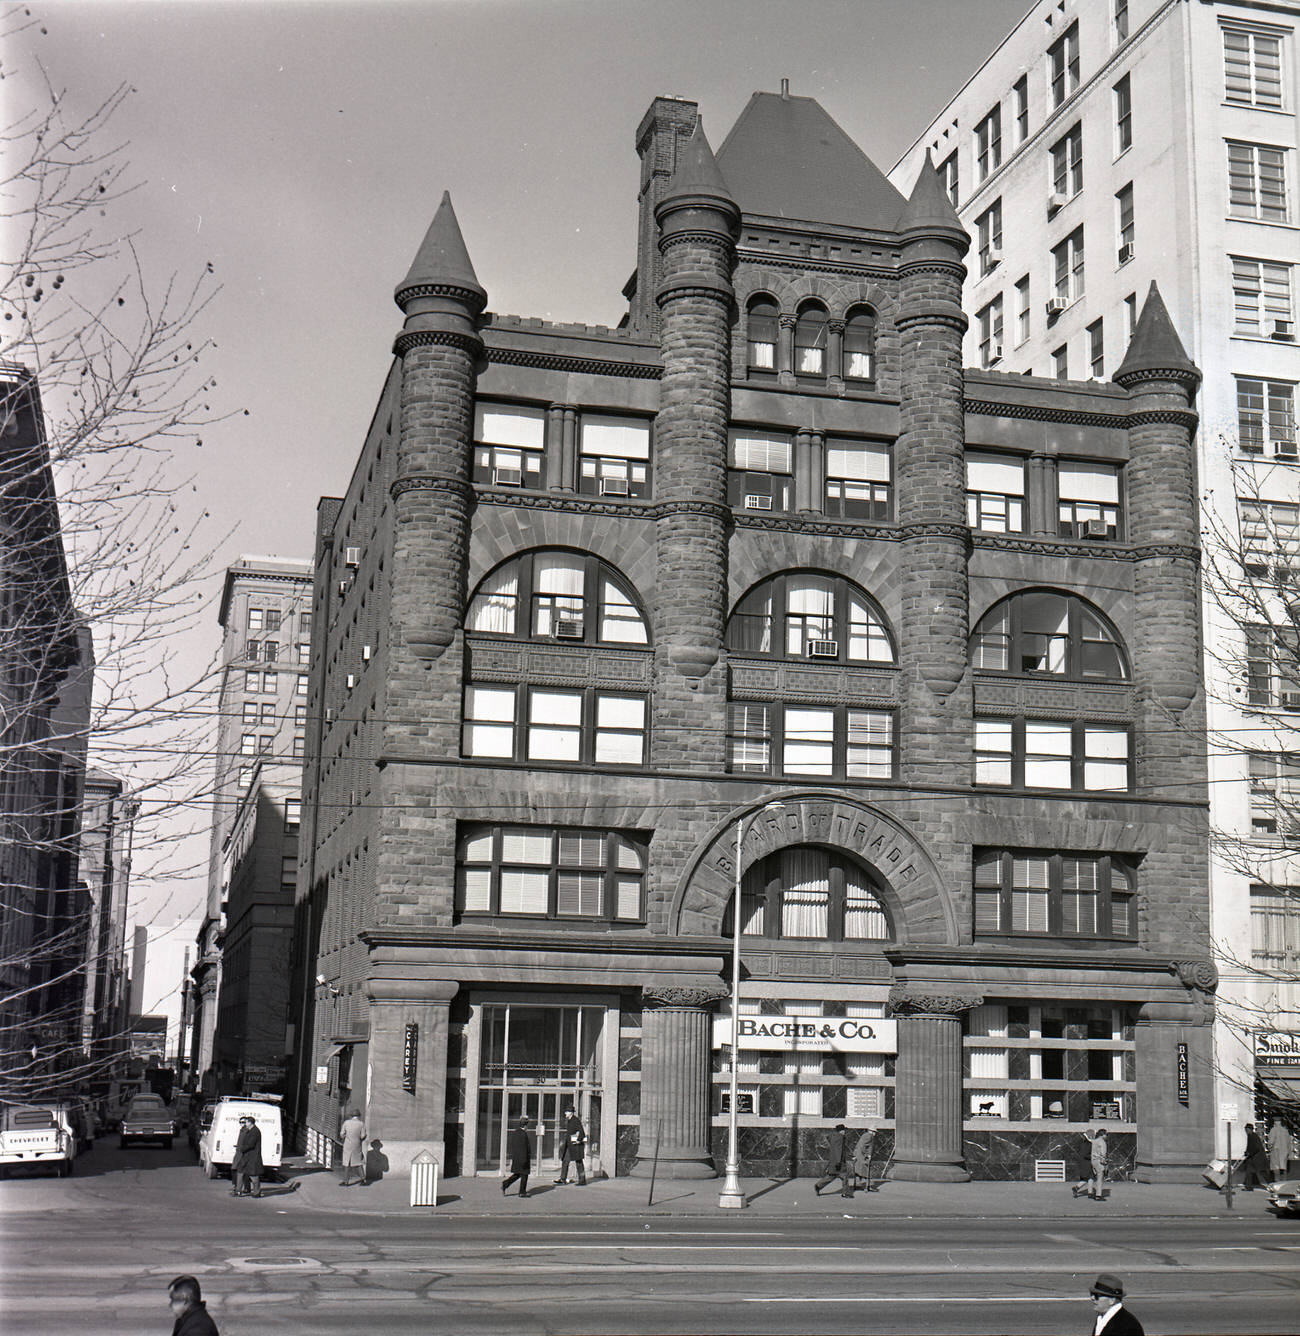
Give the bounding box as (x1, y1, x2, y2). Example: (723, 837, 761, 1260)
(715, 91, 906, 232)
(394, 191, 486, 308)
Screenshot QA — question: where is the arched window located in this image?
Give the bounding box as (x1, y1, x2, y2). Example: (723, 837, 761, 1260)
(727, 573, 895, 664)
(467, 551, 649, 645)
(793, 302, 829, 377)
(842, 307, 876, 381)
(970, 591, 1127, 680)
(725, 847, 892, 941)
(747, 296, 778, 372)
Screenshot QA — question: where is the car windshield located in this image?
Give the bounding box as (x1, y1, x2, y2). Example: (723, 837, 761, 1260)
(128, 1097, 165, 1112)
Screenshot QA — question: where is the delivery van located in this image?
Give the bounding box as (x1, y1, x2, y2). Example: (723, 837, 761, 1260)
(0, 1101, 76, 1177)
(199, 1095, 282, 1180)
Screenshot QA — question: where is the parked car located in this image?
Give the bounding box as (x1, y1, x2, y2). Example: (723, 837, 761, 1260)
(1268, 1178, 1300, 1216)
(0, 1101, 75, 1178)
(49, 1100, 95, 1154)
(119, 1094, 176, 1149)
(199, 1095, 282, 1180)
(169, 1094, 193, 1131)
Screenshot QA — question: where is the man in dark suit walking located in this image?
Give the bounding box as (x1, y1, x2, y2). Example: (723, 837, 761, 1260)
(554, 1104, 587, 1186)
(501, 1117, 533, 1198)
(1087, 1273, 1143, 1336)
(814, 1124, 853, 1197)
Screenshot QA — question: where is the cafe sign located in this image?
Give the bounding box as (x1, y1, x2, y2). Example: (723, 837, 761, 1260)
(713, 1014, 897, 1054)
(1254, 1030, 1300, 1067)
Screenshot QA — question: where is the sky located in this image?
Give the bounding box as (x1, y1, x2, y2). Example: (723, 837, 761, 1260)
(7, 0, 1030, 985)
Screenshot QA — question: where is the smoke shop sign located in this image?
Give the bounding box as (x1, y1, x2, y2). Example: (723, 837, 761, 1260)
(713, 1014, 897, 1054)
(1255, 1031, 1300, 1067)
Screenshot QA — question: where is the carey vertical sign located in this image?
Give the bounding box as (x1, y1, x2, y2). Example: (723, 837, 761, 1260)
(402, 1022, 419, 1093)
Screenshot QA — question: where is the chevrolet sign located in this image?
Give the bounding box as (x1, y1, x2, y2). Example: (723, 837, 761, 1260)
(713, 1015, 897, 1054)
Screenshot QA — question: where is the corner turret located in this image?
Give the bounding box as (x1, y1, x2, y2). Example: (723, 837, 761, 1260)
(1114, 282, 1200, 388)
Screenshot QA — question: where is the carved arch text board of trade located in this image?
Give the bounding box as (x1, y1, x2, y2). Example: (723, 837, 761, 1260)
(672, 793, 957, 945)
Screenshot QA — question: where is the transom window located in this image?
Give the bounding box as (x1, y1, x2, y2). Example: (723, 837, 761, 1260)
(727, 573, 896, 664)
(748, 296, 778, 371)
(462, 685, 647, 766)
(975, 851, 1136, 939)
(794, 304, 829, 377)
(728, 429, 793, 512)
(467, 552, 649, 645)
(972, 593, 1128, 679)
(966, 452, 1025, 533)
(843, 307, 876, 381)
(825, 439, 891, 519)
(457, 825, 646, 922)
(974, 717, 1132, 792)
(728, 702, 895, 779)
(578, 413, 651, 498)
(726, 847, 892, 942)
(474, 402, 546, 488)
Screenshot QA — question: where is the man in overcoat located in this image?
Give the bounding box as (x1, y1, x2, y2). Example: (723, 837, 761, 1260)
(554, 1104, 587, 1185)
(814, 1124, 853, 1197)
(231, 1115, 263, 1197)
(1241, 1123, 1269, 1190)
(501, 1117, 532, 1198)
(168, 1275, 219, 1335)
(1086, 1273, 1144, 1335)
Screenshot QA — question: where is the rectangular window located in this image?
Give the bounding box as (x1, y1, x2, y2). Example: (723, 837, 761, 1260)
(298, 644, 310, 666)
(1125, 292, 1138, 337)
(975, 104, 1002, 181)
(1015, 275, 1031, 345)
(297, 674, 308, 696)
(263, 641, 279, 663)
(1116, 184, 1134, 261)
(1236, 377, 1297, 457)
(1248, 752, 1300, 835)
(258, 734, 273, 753)
(976, 200, 1003, 274)
(246, 639, 260, 662)
(1232, 257, 1294, 337)
(1229, 142, 1288, 221)
(966, 451, 1026, 532)
(1251, 884, 1300, 976)
(1052, 344, 1069, 379)
(1013, 75, 1029, 144)
(1246, 625, 1300, 709)
(241, 733, 256, 755)
(824, 440, 891, 519)
(244, 670, 261, 693)
(978, 296, 1005, 367)
(242, 701, 257, 725)
(974, 717, 1133, 791)
(974, 719, 1013, 786)
(1049, 21, 1080, 109)
(1051, 123, 1083, 198)
(976, 851, 1136, 940)
(247, 607, 264, 632)
(1114, 75, 1132, 155)
(1224, 27, 1284, 109)
(1114, 0, 1129, 43)
(292, 734, 304, 758)
(284, 799, 301, 829)
(295, 705, 307, 725)
(260, 701, 275, 724)
(728, 429, 794, 512)
(939, 150, 959, 208)
(728, 702, 895, 779)
(1086, 320, 1104, 378)
(1241, 501, 1300, 575)
(264, 608, 281, 633)
(1052, 227, 1085, 304)
(462, 684, 648, 764)
(263, 671, 277, 693)
(578, 414, 651, 498)
(474, 402, 546, 488)
(1058, 460, 1122, 539)
(299, 611, 312, 635)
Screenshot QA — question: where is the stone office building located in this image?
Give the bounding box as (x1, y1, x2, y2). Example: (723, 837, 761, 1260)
(291, 88, 1217, 1182)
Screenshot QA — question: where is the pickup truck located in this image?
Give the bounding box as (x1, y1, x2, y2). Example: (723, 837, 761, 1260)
(0, 1102, 75, 1177)
(119, 1094, 175, 1149)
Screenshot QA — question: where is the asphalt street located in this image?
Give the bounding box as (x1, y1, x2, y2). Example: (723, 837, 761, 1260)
(1, 1140, 1297, 1335)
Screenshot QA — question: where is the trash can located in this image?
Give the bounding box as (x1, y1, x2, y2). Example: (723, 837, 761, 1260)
(410, 1149, 439, 1208)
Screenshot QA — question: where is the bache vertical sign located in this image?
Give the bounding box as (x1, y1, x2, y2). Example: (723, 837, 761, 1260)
(1176, 1041, 1189, 1106)
(403, 1022, 418, 1093)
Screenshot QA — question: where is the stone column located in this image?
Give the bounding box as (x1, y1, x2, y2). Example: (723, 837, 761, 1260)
(777, 314, 796, 384)
(1028, 452, 1057, 536)
(562, 406, 579, 492)
(827, 318, 845, 391)
(546, 402, 569, 491)
(634, 984, 727, 1178)
(794, 427, 816, 513)
(889, 988, 982, 1182)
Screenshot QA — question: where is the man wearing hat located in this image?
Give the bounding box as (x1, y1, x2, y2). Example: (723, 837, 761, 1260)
(1088, 1274, 1143, 1335)
(554, 1104, 587, 1186)
(230, 1114, 263, 1198)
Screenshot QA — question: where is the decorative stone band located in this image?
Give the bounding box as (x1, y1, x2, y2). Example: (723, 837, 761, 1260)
(488, 347, 662, 379)
(1113, 365, 1202, 390)
(894, 305, 969, 334)
(643, 983, 730, 1010)
(1125, 408, 1200, 430)
(365, 977, 460, 1005)
(888, 988, 985, 1019)
(1130, 543, 1200, 564)
(392, 280, 488, 314)
(392, 328, 483, 358)
(972, 532, 1132, 561)
(390, 473, 474, 502)
(476, 489, 656, 518)
(656, 273, 735, 308)
(1172, 959, 1219, 993)
(652, 498, 733, 523)
(735, 512, 897, 541)
(737, 249, 898, 282)
(896, 258, 967, 280)
(897, 521, 970, 543)
(962, 398, 1125, 428)
(659, 231, 735, 255)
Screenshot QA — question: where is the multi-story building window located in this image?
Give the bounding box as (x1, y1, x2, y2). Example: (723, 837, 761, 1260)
(1052, 227, 1085, 305)
(1124, 292, 1138, 338)
(1049, 21, 1080, 109)
(727, 702, 895, 779)
(242, 702, 257, 725)
(747, 296, 779, 371)
(463, 684, 647, 765)
(299, 611, 312, 636)
(258, 734, 274, 753)
(292, 735, 304, 758)
(1058, 461, 1122, 539)
(728, 429, 794, 512)
(284, 799, 301, 829)
(297, 644, 310, 666)
(264, 609, 281, 633)
(1087, 319, 1105, 378)
(1052, 344, 1069, 379)
(1114, 75, 1132, 155)
(1116, 184, 1135, 263)
(1236, 377, 1297, 457)
(245, 639, 260, 662)
(248, 607, 264, 632)
(978, 295, 1005, 367)
(1240, 500, 1300, 575)
(727, 572, 896, 665)
(1246, 625, 1300, 709)
(1015, 275, 1031, 345)
(974, 851, 1136, 939)
(466, 551, 649, 645)
(1013, 75, 1029, 145)
(939, 150, 959, 208)
(1248, 753, 1300, 837)
(263, 671, 277, 694)
(794, 303, 829, 376)
(973, 718, 1132, 791)
(824, 439, 891, 519)
(473, 402, 546, 489)
(263, 640, 279, 663)
(456, 825, 647, 922)
(971, 591, 1128, 678)
(966, 451, 1025, 532)
(1252, 883, 1300, 977)
(842, 307, 876, 381)
(975, 104, 1002, 181)
(244, 670, 261, 693)
(1232, 258, 1293, 337)
(1224, 27, 1284, 109)
(976, 199, 1003, 274)
(1050, 123, 1083, 200)
(296, 674, 308, 696)
(260, 701, 275, 724)
(728, 847, 892, 941)
(1114, 0, 1129, 44)
(578, 413, 651, 498)
(295, 705, 307, 727)
(1229, 142, 1288, 221)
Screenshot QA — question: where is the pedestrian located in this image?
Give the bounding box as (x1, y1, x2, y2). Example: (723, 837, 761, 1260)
(168, 1275, 218, 1335)
(230, 1115, 263, 1198)
(852, 1127, 877, 1192)
(554, 1104, 587, 1186)
(814, 1123, 853, 1197)
(1086, 1272, 1143, 1335)
(1241, 1123, 1269, 1190)
(1073, 1126, 1108, 1199)
(339, 1108, 367, 1187)
(1268, 1119, 1293, 1182)
(501, 1116, 532, 1197)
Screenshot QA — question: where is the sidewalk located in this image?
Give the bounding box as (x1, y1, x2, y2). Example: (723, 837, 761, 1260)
(285, 1159, 1275, 1219)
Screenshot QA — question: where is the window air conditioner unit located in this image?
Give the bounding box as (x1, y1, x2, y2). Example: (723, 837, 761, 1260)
(600, 476, 630, 496)
(745, 494, 773, 510)
(1271, 318, 1294, 340)
(1276, 438, 1299, 459)
(1047, 191, 1069, 216)
(1082, 518, 1111, 538)
(982, 245, 1002, 269)
(492, 466, 522, 486)
(807, 639, 839, 658)
(553, 619, 584, 639)
(988, 344, 1003, 365)
(1046, 297, 1069, 316)
(337, 581, 348, 597)
(1282, 690, 1300, 711)
(1117, 242, 1134, 264)
(344, 547, 360, 567)
(362, 645, 372, 661)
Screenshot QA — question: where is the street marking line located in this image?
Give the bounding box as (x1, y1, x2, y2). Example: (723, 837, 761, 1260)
(517, 1229, 787, 1237)
(496, 1243, 866, 1251)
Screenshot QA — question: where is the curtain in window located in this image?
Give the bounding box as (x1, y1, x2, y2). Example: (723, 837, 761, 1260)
(476, 404, 545, 447)
(499, 868, 549, 914)
(1058, 461, 1120, 503)
(786, 577, 835, 654)
(1061, 857, 1100, 933)
(780, 848, 830, 937)
(843, 870, 888, 939)
(730, 588, 773, 654)
(532, 556, 585, 637)
(468, 564, 520, 634)
(1024, 721, 1072, 787)
(730, 431, 793, 473)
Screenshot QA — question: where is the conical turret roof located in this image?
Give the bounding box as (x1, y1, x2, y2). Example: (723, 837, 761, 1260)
(896, 151, 966, 236)
(659, 119, 738, 217)
(394, 191, 486, 309)
(1114, 282, 1198, 382)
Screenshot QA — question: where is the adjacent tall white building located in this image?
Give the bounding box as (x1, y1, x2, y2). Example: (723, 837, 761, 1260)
(891, 0, 1300, 1142)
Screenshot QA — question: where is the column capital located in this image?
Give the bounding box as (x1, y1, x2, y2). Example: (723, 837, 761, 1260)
(1171, 959, 1219, 993)
(888, 988, 983, 1019)
(643, 983, 728, 1010)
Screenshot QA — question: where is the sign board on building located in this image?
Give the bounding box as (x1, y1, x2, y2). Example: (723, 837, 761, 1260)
(1220, 1102, 1239, 1121)
(719, 1090, 755, 1115)
(402, 1022, 419, 1093)
(1176, 1042, 1189, 1106)
(1254, 1031, 1300, 1067)
(315, 1066, 328, 1086)
(1091, 1101, 1122, 1121)
(713, 1014, 897, 1054)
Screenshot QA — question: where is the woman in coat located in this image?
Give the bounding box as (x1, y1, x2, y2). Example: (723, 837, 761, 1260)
(501, 1117, 532, 1198)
